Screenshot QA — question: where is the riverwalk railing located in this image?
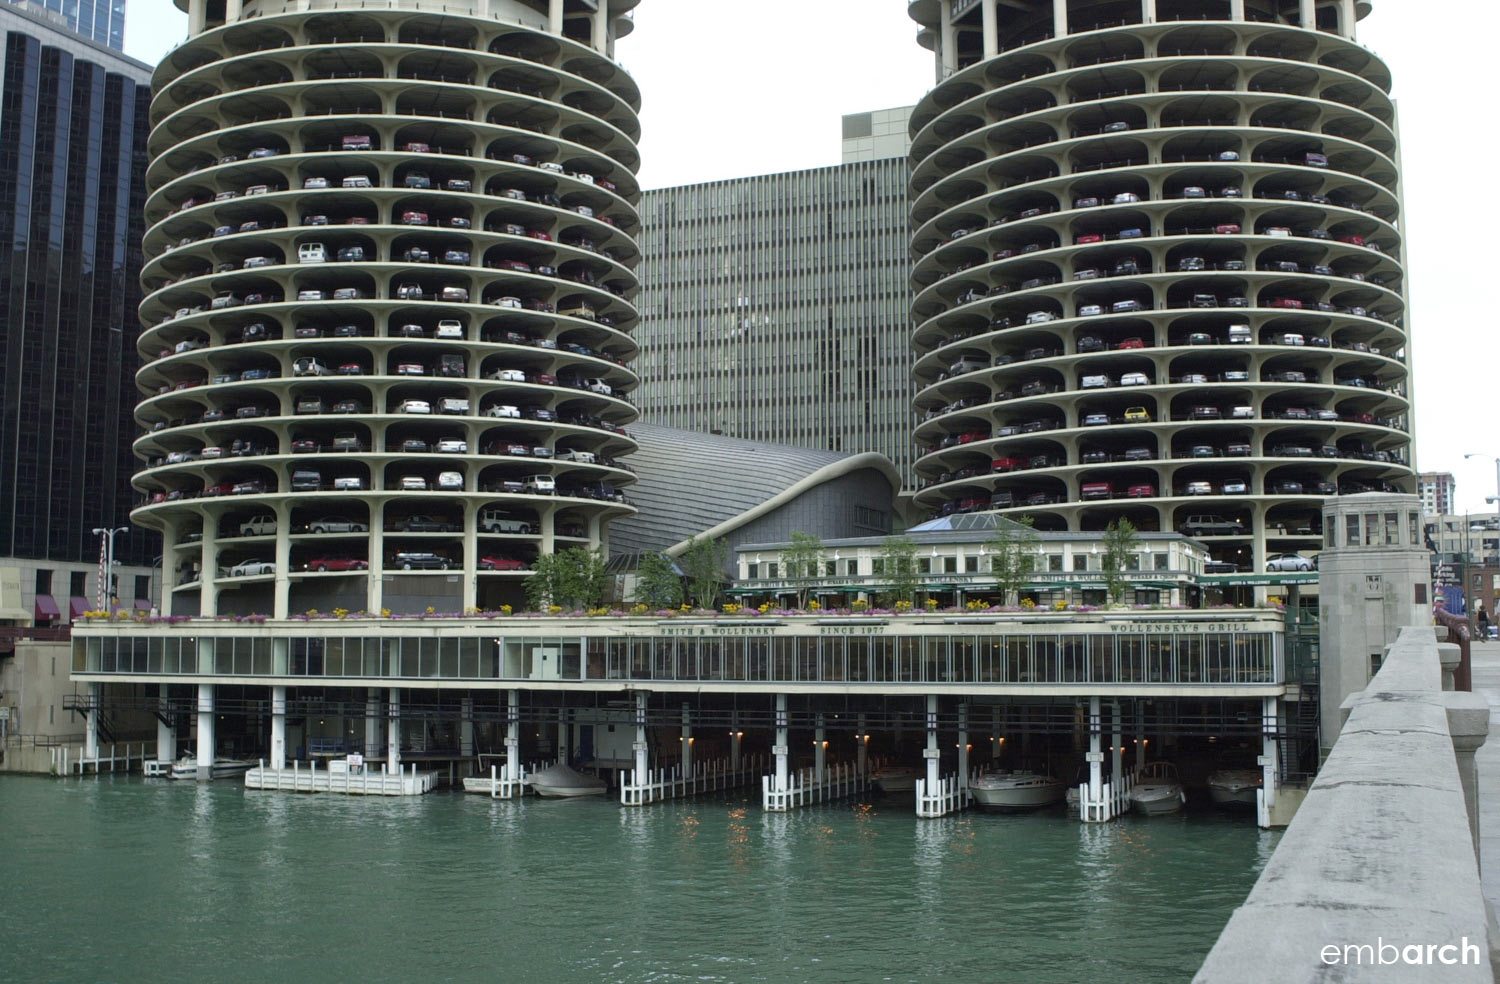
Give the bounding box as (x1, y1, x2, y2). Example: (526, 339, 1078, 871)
(762, 761, 867, 812)
(620, 754, 767, 806)
(1195, 625, 1494, 982)
(915, 770, 973, 818)
(1437, 608, 1474, 693)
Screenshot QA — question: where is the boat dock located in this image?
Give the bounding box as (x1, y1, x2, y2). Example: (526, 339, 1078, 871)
(245, 759, 437, 796)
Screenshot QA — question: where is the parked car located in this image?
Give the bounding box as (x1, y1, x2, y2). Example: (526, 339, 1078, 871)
(392, 552, 449, 570)
(1266, 553, 1313, 572)
(307, 517, 367, 534)
(478, 556, 527, 571)
(229, 559, 274, 576)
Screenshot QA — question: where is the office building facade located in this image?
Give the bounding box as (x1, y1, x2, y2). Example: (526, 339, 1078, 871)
(1417, 471, 1455, 517)
(905, 0, 1414, 580)
(135, 0, 642, 618)
(636, 155, 916, 477)
(0, 3, 152, 623)
(3, 0, 124, 51)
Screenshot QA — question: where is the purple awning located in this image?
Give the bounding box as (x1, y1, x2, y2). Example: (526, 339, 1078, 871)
(132, 599, 152, 613)
(35, 595, 61, 620)
(69, 596, 90, 619)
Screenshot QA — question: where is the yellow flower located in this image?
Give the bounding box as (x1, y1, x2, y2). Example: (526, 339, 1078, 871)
(807, 601, 820, 611)
(333, 607, 349, 619)
(425, 606, 436, 615)
(851, 599, 868, 611)
(1020, 598, 1036, 609)
(630, 603, 647, 615)
(548, 605, 563, 614)
(500, 604, 513, 615)
(924, 598, 938, 611)
(1052, 600, 1068, 611)
(379, 608, 392, 618)
(894, 600, 913, 612)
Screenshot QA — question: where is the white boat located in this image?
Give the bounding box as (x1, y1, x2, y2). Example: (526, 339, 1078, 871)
(1130, 762, 1186, 815)
(1207, 769, 1262, 807)
(969, 770, 1067, 811)
(526, 762, 606, 798)
(871, 765, 922, 794)
(167, 756, 255, 780)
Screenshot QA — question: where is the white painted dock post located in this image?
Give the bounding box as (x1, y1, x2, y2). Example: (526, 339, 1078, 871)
(387, 688, 401, 770)
(157, 687, 176, 764)
(557, 707, 570, 766)
(505, 690, 520, 783)
(365, 688, 381, 759)
(814, 712, 826, 785)
(1135, 699, 1146, 771)
(856, 712, 867, 775)
(1260, 695, 1280, 828)
(680, 702, 692, 776)
(271, 685, 287, 769)
(633, 690, 649, 785)
(196, 683, 216, 782)
(1087, 696, 1103, 820)
(460, 696, 474, 759)
(957, 702, 969, 787)
(730, 709, 741, 770)
(924, 695, 940, 793)
(774, 693, 789, 792)
(1110, 700, 1123, 802)
(84, 682, 100, 765)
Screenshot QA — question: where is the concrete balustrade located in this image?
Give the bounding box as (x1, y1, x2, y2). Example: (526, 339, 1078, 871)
(1196, 625, 1495, 982)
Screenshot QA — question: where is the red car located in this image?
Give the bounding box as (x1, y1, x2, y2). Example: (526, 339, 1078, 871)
(1075, 233, 1103, 244)
(1214, 223, 1241, 234)
(1126, 484, 1157, 498)
(478, 556, 527, 571)
(991, 456, 1025, 473)
(203, 483, 234, 496)
(1269, 298, 1304, 309)
(305, 557, 369, 572)
(1116, 337, 1146, 349)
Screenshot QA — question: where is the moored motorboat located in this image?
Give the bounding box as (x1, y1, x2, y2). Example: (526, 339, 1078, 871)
(527, 762, 606, 798)
(1207, 769, 1262, 807)
(1129, 762, 1186, 815)
(871, 765, 922, 794)
(167, 756, 255, 780)
(969, 770, 1067, 811)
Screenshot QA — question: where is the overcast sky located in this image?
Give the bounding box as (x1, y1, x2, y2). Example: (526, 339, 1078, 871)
(124, 1, 1499, 512)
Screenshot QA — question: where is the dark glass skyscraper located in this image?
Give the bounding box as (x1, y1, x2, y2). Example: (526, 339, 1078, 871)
(0, 2, 152, 567)
(3, 0, 125, 51)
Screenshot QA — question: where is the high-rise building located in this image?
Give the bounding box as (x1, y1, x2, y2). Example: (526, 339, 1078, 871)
(637, 143, 915, 476)
(1417, 471, 1455, 516)
(3, 0, 124, 51)
(135, 0, 642, 617)
(841, 105, 913, 163)
(0, 2, 152, 623)
(905, 0, 1414, 579)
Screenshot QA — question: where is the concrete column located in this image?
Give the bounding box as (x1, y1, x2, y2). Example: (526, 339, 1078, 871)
(1135, 701, 1146, 769)
(367, 505, 384, 613)
(856, 711, 867, 773)
(387, 687, 401, 770)
(924, 695, 940, 791)
(680, 702, 693, 775)
(774, 693, 789, 791)
(365, 687, 381, 758)
(1299, 0, 1315, 29)
(539, 509, 555, 562)
(992, 705, 1002, 760)
(1440, 642, 1461, 692)
(1053, 0, 1068, 38)
(1446, 693, 1490, 863)
(187, 0, 206, 34)
(1260, 696, 1279, 815)
(225, 0, 242, 22)
(592, 2, 609, 52)
(957, 702, 969, 784)
(548, 0, 563, 36)
(157, 687, 176, 763)
(981, 0, 998, 58)
(460, 695, 474, 758)
(557, 707, 570, 765)
(1088, 696, 1103, 804)
(633, 690, 649, 781)
(730, 709, 742, 769)
(270, 686, 286, 769)
(814, 712, 826, 784)
(462, 502, 478, 612)
(1229, 0, 1244, 22)
(196, 683, 215, 781)
(159, 527, 179, 612)
(1110, 701, 1123, 785)
(84, 682, 100, 761)
(940, 1, 957, 76)
(272, 501, 291, 620)
(1142, 0, 1156, 24)
(1339, 0, 1356, 39)
(507, 690, 521, 781)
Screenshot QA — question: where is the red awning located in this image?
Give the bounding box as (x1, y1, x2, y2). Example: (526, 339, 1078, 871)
(69, 596, 90, 619)
(35, 595, 61, 620)
(132, 599, 152, 613)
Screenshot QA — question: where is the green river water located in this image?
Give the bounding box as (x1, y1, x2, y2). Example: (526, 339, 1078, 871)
(1, 775, 1274, 983)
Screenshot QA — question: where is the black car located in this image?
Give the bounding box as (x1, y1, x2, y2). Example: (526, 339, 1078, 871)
(394, 516, 455, 533)
(391, 551, 449, 570)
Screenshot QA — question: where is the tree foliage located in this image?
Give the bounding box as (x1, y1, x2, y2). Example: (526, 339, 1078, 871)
(782, 531, 826, 609)
(525, 546, 609, 611)
(680, 535, 729, 610)
(1101, 517, 1140, 605)
(634, 551, 683, 610)
(878, 535, 920, 607)
(987, 516, 1040, 605)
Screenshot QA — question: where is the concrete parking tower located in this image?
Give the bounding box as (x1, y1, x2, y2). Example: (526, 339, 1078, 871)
(905, 0, 1413, 585)
(133, 0, 642, 617)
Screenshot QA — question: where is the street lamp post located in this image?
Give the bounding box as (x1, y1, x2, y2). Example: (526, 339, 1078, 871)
(1463, 453, 1499, 636)
(90, 526, 129, 611)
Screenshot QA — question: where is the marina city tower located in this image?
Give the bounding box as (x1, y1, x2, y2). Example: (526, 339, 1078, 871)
(905, 0, 1412, 577)
(134, 0, 642, 617)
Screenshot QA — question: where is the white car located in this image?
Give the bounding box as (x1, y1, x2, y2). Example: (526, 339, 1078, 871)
(1120, 371, 1150, 386)
(524, 474, 555, 495)
(484, 404, 520, 418)
(580, 378, 612, 395)
(436, 439, 467, 453)
(1079, 304, 1103, 316)
(229, 560, 274, 577)
(435, 320, 464, 339)
(488, 368, 526, 382)
(399, 399, 431, 414)
(1024, 310, 1056, 324)
(490, 296, 523, 309)
(1266, 553, 1313, 572)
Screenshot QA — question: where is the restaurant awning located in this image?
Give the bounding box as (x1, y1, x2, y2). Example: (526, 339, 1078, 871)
(132, 598, 152, 613)
(34, 595, 61, 621)
(69, 596, 90, 619)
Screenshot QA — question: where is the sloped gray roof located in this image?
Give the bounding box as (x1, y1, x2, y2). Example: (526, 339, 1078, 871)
(609, 424, 899, 559)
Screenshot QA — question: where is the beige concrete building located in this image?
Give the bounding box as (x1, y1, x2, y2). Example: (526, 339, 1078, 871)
(135, 0, 642, 617)
(903, 0, 1413, 585)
